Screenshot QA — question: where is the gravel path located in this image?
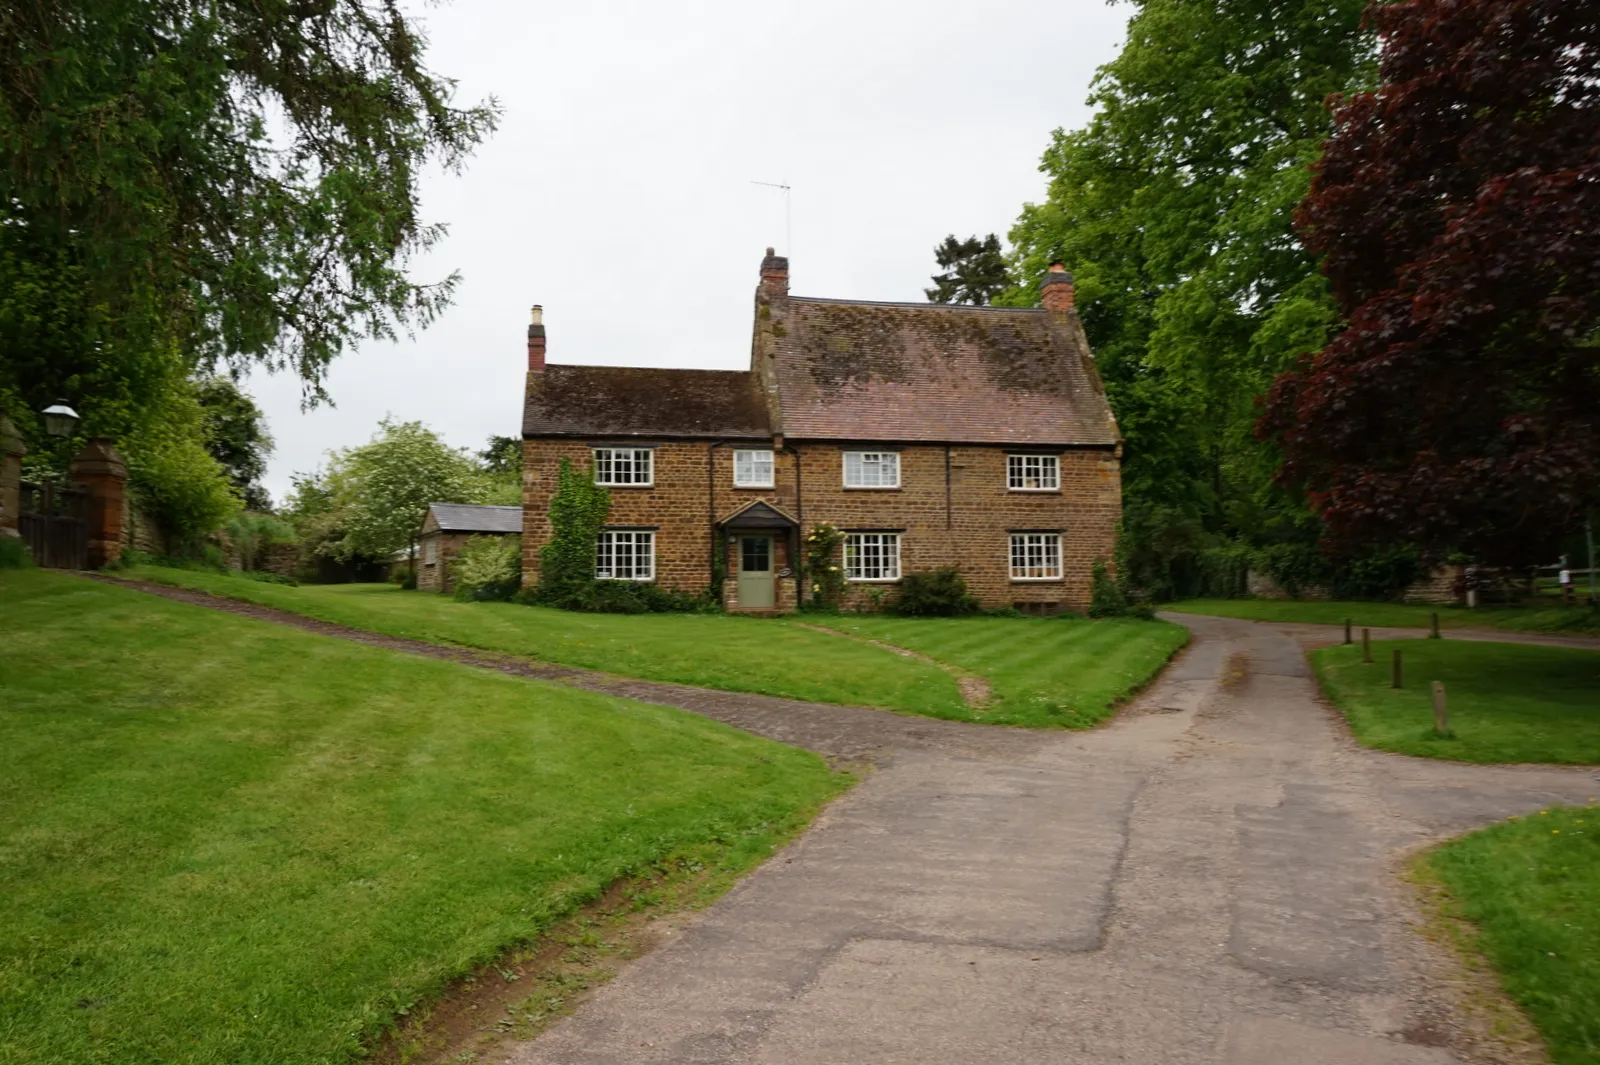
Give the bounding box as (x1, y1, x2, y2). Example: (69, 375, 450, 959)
(93, 577, 1599, 1063)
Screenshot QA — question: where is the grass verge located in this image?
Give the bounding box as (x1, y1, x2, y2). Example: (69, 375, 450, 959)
(0, 570, 846, 1065)
(1168, 597, 1600, 636)
(798, 613, 1189, 728)
(1312, 639, 1600, 764)
(1424, 805, 1600, 1065)
(121, 565, 965, 716)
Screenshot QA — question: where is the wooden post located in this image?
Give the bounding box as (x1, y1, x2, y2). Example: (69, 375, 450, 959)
(1362, 628, 1372, 663)
(1344, 619, 1352, 645)
(1430, 611, 1441, 639)
(1431, 681, 1450, 736)
(1391, 649, 1403, 689)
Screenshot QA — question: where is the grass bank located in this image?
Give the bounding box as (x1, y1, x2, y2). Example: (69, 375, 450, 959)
(1312, 639, 1600, 764)
(122, 565, 966, 717)
(801, 613, 1188, 728)
(1426, 805, 1600, 1065)
(1168, 597, 1600, 636)
(0, 570, 845, 1065)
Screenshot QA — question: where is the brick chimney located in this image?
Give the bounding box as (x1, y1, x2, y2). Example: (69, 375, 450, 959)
(527, 305, 546, 372)
(1041, 261, 1075, 312)
(759, 247, 789, 299)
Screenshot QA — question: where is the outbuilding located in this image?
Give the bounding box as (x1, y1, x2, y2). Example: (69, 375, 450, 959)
(417, 503, 521, 594)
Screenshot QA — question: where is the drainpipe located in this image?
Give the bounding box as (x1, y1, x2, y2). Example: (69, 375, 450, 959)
(786, 443, 804, 594)
(707, 440, 732, 591)
(944, 445, 952, 531)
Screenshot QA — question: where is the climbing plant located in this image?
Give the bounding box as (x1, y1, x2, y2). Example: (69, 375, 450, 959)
(535, 458, 611, 602)
(804, 522, 846, 608)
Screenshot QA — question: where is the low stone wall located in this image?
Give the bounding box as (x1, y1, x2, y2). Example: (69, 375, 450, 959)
(1401, 566, 1464, 605)
(1245, 565, 1466, 605)
(1245, 570, 1330, 601)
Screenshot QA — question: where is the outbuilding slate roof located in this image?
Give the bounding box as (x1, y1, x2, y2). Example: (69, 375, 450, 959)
(523, 365, 771, 440)
(427, 503, 522, 534)
(769, 298, 1118, 447)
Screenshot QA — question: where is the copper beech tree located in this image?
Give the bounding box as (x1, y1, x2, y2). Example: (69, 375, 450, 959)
(1261, 0, 1600, 564)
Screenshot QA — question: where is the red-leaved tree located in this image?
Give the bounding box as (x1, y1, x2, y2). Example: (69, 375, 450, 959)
(1260, 0, 1600, 564)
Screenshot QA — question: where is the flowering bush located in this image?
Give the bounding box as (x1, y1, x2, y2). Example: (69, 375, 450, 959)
(804, 522, 846, 607)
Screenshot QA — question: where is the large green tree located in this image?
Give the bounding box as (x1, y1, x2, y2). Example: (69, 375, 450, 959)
(194, 377, 273, 511)
(318, 418, 483, 563)
(925, 234, 1009, 306)
(0, 0, 498, 406)
(1001, 0, 1371, 592)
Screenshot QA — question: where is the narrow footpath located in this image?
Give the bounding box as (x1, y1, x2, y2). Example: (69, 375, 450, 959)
(98, 578, 1598, 1063)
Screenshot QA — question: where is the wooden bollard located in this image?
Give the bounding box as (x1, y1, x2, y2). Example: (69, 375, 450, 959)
(1344, 619, 1352, 645)
(1430, 612, 1441, 640)
(1362, 628, 1372, 663)
(1392, 648, 1403, 689)
(1431, 681, 1450, 736)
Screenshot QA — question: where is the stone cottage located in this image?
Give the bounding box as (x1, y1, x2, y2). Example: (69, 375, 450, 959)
(520, 250, 1122, 613)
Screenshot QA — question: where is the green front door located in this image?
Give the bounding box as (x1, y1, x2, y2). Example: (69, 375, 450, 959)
(737, 535, 775, 609)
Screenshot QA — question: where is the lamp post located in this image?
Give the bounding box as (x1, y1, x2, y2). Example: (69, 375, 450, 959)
(34, 402, 80, 566)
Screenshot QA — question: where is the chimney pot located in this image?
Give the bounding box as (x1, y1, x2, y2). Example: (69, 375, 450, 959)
(527, 305, 547, 373)
(1041, 263, 1075, 312)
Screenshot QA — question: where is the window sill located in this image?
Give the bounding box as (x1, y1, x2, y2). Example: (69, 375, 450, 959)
(846, 578, 902, 584)
(1010, 577, 1065, 583)
(1008, 487, 1062, 494)
(732, 484, 776, 490)
(595, 483, 655, 489)
(842, 485, 901, 491)
(595, 577, 656, 583)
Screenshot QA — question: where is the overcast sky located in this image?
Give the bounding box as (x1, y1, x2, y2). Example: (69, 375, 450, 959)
(247, 0, 1131, 503)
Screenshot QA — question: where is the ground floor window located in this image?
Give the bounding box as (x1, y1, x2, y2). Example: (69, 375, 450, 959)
(1010, 533, 1062, 580)
(596, 530, 655, 581)
(844, 532, 901, 581)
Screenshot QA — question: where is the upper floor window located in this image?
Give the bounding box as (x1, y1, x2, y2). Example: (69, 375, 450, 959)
(843, 451, 900, 489)
(595, 530, 655, 581)
(1008, 454, 1060, 491)
(593, 447, 653, 487)
(734, 449, 774, 488)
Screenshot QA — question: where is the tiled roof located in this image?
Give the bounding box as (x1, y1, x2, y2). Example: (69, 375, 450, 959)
(769, 298, 1118, 446)
(428, 503, 522, 534)
(523, 365, 771, 440)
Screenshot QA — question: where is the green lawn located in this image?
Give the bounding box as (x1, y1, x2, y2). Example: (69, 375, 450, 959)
(0, 570, 844, 1065)
(801, 613, 1189, 728)
(1312, 639, 1600, 764)
(122, 565, 966, 717)
(1427, 805, 1600, 1065)
(1168, 597, 1600, 636)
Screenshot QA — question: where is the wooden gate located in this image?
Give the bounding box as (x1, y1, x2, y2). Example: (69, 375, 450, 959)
(18, 480, 88, 569)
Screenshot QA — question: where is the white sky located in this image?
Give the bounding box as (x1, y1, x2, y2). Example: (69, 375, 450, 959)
(247, 0, 1130, 503)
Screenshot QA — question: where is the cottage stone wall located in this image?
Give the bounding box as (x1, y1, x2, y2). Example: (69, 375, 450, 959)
(418, 531, 475, 593)
(523, 438, 1122, 612)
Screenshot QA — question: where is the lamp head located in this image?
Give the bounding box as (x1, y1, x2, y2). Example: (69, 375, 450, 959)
(41, 402, 80, 439)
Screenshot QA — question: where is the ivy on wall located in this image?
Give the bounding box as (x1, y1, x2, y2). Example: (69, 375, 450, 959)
(536, 458, 612, 601)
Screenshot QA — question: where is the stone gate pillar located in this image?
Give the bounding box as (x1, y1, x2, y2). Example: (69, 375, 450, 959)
(69, 437, 127, 569)
(0, 411, 25, 541)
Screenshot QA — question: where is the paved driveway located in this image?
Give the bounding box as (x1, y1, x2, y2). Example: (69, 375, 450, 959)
(507, 614, 1597, 1065)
